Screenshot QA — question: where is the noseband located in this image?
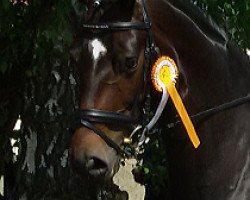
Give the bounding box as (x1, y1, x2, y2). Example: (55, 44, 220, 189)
(70, 0, 158, 156)
(72, 109, 138, 156)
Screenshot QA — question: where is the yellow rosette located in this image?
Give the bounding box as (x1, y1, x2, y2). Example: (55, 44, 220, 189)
(151, 56, 200, 148)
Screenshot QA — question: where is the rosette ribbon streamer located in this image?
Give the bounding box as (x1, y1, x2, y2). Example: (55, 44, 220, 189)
(140, 56, 200, 148)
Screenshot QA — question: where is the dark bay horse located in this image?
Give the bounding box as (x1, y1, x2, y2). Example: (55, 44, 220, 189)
(69, 0, 250, 199)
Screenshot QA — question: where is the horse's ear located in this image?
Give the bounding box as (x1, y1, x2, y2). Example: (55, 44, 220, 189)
(134, 0, 144, 19)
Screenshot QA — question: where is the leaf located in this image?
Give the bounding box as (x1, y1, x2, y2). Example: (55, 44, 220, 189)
(2, 0, 10, 10)
(25, 70, 33, 77)
(0, 62, 8, 74)
(144, 167, 150, 174)
(245, 0, 250, 11)
(62, 29, 73, 45)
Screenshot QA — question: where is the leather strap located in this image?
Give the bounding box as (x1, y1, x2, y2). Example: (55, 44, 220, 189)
(167, 94, 250, 128)
(83, 22, 151, 30)
(76, 109, 137, 125)
(79, 120, 129, 156)
(82, 0, 150, 31)
(70, 109, 136, 156)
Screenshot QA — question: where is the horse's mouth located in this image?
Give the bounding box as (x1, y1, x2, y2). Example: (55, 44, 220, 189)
(86, 156, 110, 177)
(88, 168, 107, 176)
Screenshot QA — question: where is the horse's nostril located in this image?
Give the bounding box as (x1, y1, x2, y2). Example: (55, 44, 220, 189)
(86, 157, 108, 176)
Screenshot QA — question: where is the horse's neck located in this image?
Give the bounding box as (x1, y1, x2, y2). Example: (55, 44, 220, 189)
(149, 0, 250, 111)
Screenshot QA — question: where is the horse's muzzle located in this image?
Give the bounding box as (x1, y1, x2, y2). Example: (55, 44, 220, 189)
(69, 127, 120, 179)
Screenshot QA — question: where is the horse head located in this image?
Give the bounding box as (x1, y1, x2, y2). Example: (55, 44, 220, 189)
(70, 0, 250, 199)
(69, 0, 150, 179)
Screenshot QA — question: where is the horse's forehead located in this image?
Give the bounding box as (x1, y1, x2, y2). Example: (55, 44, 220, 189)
(88, 38, 107, 61)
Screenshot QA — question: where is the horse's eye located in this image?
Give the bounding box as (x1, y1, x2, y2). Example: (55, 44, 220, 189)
(125, 57, 138, 71)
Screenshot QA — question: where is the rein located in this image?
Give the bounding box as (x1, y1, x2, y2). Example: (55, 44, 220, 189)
(167, 94, 250, 129)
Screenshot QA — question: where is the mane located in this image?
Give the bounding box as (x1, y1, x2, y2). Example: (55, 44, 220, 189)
(166, 0, 228, 46)
(166, 0, 250, 63)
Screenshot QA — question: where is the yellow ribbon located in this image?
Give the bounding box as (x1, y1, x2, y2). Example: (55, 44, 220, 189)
(152, 56, 200, 148)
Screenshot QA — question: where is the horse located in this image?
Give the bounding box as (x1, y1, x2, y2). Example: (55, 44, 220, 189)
(69, 0, 250, 199)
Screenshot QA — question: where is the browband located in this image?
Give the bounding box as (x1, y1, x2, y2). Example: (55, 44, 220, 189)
(83, 22, 151, 30)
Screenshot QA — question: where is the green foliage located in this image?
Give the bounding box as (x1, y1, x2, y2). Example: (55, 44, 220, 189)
(193, 0, 250, 49)
(0, 0, 73, 76)
(133, 130, 169, 198)
(0, 0, 72, 191)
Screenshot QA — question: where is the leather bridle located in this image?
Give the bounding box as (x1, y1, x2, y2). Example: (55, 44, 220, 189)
(70, 0, 159, 156)
(70, 0, 250, 156)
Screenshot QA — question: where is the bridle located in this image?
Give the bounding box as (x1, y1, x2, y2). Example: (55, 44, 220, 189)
(70, 0, 250, 156)
(70, 0, 159, 157)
